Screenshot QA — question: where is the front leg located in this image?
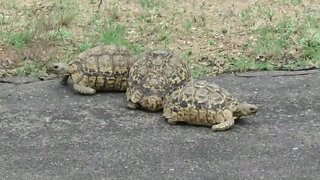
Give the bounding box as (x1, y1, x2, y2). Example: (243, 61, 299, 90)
(61, 75, 69, 85)
(211, 118, 235, 132)
(167, 118, 178, 125)
(127, 100, 138, 110)
(73, 84, 96, 95)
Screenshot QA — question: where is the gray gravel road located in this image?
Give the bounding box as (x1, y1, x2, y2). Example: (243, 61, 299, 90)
(0, 70, 319, 179)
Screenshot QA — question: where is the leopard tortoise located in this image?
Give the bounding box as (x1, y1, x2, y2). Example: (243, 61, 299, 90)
(163, 80, 258, 131)
(126, 49, 191, 112)
(47, 45, 135, 95)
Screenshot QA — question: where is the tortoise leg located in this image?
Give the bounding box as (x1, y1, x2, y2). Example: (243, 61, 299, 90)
(73, 84, 96, 95)
(61, 75, 69, 85)
(167, 118, 178, 125)
(127, 100, 138, 110)
(211, 118, 235, 132)
(163, 109, 178, 125)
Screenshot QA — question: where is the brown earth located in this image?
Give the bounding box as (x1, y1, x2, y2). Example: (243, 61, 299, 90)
(0, 0, 319, 77)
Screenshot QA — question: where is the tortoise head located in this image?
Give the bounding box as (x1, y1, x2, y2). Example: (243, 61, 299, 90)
(46, 62, 69, 75)
(234, 102, 258, 117)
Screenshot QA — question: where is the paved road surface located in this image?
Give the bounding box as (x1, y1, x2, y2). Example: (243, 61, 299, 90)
(0, 70, 319, 179)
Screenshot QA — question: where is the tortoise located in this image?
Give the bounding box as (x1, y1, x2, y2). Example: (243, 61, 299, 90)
(46, 45, 135, 95)
(126, 49, 191, 112)
(163, 80, 258, 131)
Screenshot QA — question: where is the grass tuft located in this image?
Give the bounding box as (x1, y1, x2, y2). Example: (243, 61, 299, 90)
(230, 58, 275, 72)
(2, 30, 35, 49)
(139, 0, 159, 9)
(14, 61, 47, 77)
(100, 23, 128, 46)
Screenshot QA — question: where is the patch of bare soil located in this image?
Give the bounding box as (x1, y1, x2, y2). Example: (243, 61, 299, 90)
(22, 39, 59, 63)
(0, 0, 319, 77)
(0, 40, 59, 77)
(0, 45, 21, 76)
(111, 0, 319, 74)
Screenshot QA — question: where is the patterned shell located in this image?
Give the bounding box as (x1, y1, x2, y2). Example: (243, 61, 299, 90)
(163, 80, 238, 126)
(126, 49, 191, 111)
(68, 45, 134, 91)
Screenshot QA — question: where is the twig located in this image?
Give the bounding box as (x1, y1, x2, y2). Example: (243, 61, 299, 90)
(0, 12, 4, 36)
(0, 76, 56, 85)
(0, 79, 37, 85)
(235, 70, 320, 78)
(98, 0, 103, 9)
(285, 66, 319, 71)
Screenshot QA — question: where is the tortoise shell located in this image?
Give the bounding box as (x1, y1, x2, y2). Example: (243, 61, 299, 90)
(126, 49, 191, 111)
(68, 45, 135, 91)
(163, 80, 238, 126)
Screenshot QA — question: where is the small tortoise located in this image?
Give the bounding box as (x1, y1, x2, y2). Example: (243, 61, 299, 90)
(126, 49, 191, 111)
(163, 80, 258, 131)
(47, 45, 135, 95)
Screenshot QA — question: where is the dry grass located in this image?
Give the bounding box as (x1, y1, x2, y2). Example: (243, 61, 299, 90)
(0, 0, 319, 77)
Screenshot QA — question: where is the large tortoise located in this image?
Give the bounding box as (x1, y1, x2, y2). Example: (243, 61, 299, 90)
(47, 45, 135, 95)
(163, 80, 258, 131)
(126, 49, 191, 112)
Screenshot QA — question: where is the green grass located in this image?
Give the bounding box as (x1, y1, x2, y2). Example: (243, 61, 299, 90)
(235, 2, 319, 73)
(14, 61, 47, 77)
(249, 15, 320, 70)
(240, 8, 253, 22)
(99, 23, 128, 46)
(1, 0, 78, 48)
(98, 22, 145, 54)
(1, 30, 35, 49)
(157, 31, 172, 48)
(300, 16, 320, 60)
(180, 51, 211, 77)
(191, 65, 210, 77)
(280, 59, 316, 70)
(289, 0, 302, 5)
(1, 0, 319, 78)
(230, 58, 275, 72)
(0, 0, 18, 9)
(78, 43, 93, 52)
(106, 2, 121, 21)
(128, 43, 145, 54)
(36, 0, 78, 30)
(253, 23, 293, 57)
(302, 36, 320, 60)
(180, 51, 192, 61)
(209, 40, 216, 46)
(139, 13, 154, 23)
(46, 28, 74, 41)
(139, 0, 159, 8)
(275, 0, 302, 5)
(258, 6, 275, 21)
(252, 18, 297, 56)
(184, 19, 192, 33)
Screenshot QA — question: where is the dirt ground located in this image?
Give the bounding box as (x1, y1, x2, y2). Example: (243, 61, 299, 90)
(0, 0, 319, 77)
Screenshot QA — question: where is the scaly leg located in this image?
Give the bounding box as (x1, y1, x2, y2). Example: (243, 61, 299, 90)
(211, 118, 235, 132)
(127, 100, 138, 110)
(167, 118, 178, 125)
(61, 75, 69, 85)
(73, 84, 96, 95)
